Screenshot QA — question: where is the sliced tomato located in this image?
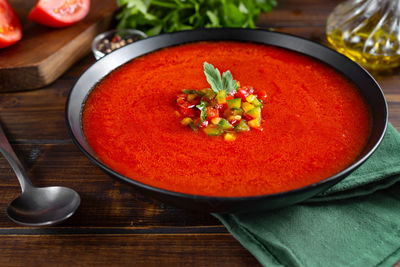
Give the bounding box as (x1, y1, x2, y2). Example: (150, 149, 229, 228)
(28, 0, 90, 28)
(0, 0, 22, 49)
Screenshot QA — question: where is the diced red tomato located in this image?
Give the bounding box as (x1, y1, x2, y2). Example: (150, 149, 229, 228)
(243, 113, 253, 121)
(179, 106, 196, 118)
(188, 98, 200, 106)
(206, 106, 219, 119)
(236, 89, 250, 101)
(28, 0, 90, 28)
(176, 98, 186, 106)
(0, 0, 22, 49)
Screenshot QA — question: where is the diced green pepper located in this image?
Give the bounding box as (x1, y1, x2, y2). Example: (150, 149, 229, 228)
(252, 97, 262, 107)
(246, 107, 261, 119)
(227, 98, 241, 109)
(217, 118, 234, 130)
(203, 126, 223, 136)
(182, 89, 197, 94)
(195, 90, 206, 97)
(235, 120, 250, 132)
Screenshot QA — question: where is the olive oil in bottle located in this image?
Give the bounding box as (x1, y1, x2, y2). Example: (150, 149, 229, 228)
(326, 0, 400, 71)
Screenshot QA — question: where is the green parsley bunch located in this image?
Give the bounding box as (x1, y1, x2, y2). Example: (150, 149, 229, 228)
(116, 0, 277, 36)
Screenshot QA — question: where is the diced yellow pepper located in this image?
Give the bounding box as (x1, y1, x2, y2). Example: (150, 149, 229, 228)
(228, 115, 242, 122)
(187, 94, 197, 101)
(248, 118, 261, 128)
(181, 117, 193, 126)
(224, 132, 236, 142)
(216, 91, 227, 104)
(211, 117, 222, 125)
(174, 111, 181, 117)
(242, 102, 255, 113)
(246, 94, 257, 103)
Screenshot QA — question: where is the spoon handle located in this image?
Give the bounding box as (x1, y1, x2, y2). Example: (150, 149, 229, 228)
(0, 123, 33, 192)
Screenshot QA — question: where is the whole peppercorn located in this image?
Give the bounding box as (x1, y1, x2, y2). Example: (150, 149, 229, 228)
(97, 33, 140, 55)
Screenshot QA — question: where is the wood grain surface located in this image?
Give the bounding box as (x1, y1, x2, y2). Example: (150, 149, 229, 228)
(0, 0, 399, 266)
(0, 0, 117, 92)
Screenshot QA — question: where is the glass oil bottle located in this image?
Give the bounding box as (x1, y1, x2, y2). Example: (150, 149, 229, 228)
(326, 0, 400, 72)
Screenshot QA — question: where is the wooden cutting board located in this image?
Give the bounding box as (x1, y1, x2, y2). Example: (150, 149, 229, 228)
(0, 0, 117, 92)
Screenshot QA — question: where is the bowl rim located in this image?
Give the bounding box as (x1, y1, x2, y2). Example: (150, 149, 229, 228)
(67, 28, 388, 203)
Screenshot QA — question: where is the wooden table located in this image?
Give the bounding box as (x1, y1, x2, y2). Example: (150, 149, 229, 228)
(0, 0, 399, 266)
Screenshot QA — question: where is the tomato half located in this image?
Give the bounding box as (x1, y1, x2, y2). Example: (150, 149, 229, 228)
(28, 0, 90, 28)
(0, 0, 22, 49)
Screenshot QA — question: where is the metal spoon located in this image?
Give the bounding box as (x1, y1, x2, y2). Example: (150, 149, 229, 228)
(0, 123, 80, 226)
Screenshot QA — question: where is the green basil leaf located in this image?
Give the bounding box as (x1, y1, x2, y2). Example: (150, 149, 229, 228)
(203, 62, 222, 94)
(221, 70, 238, 94)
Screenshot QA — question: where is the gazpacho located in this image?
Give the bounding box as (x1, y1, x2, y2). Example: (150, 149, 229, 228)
(82, 41, 371, 197)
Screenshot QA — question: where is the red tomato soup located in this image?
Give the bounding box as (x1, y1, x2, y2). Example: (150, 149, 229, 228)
(82, 42, 371, 197)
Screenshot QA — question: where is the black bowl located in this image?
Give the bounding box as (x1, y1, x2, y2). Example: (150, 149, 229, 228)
(66, 28, 388, 213)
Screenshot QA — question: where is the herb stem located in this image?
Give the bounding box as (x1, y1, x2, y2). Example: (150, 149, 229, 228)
(150, 0, 192, 9)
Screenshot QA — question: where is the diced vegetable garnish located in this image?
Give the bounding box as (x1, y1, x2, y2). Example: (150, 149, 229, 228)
(211, 117, 222, 125)
(232, 109, 243, 116)
(216, 91, 227, 104)
(175, 62, 266, 141)
(252, 98, 263, 107)
(182, 89, 197, 94)
(224, 133, 236, 142)
(187, 94, 197, 101)
(247, 107, 261, 119)
(206, 106, 219, 119)
(246, 94, 256, 103)
(235, 120, 250, 132)
(201, 88, 216, 99)
(203, 125, 223, 136)
(227, 98, 241, 109)
(242, 102, 255, 113)
(181, 117, 193, 125)
(248, 118, 261, 129)
(217, 119, 234, 130)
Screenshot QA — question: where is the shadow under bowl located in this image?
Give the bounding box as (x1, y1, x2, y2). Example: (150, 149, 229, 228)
(67, 28, 388, 214)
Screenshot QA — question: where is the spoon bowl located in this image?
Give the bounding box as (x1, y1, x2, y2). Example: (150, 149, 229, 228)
(7, 186, 81, 226)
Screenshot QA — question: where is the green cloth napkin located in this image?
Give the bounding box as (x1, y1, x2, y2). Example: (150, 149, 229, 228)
(215, 123, 400, 267)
